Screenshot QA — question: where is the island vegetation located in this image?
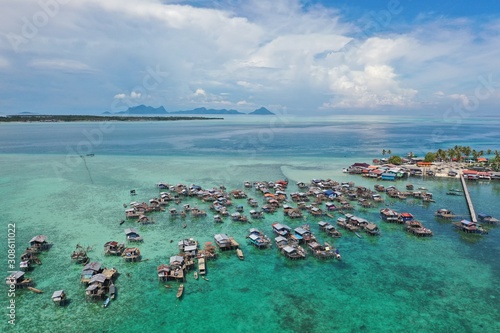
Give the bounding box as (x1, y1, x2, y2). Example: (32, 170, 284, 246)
(0, 115, 223, 122)
(380, 146, 500, 171)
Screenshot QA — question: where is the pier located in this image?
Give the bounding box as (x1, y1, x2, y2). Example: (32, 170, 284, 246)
(460, 175, 477, 222)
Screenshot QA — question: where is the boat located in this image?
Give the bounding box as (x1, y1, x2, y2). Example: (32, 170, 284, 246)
(446, 189, 463, 196)
(478, 213, 500, 224)
(109, 284, 116, 299)
(194, 272, 198, 280)
(201, 275, 209, 281)
(176, 284, 184, 298)
(28, 287, 43, 294)
(236, 248, 244, 260)
(354, 232, 362, 239)
(103, 297, 110, 308)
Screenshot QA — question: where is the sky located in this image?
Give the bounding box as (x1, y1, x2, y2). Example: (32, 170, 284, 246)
(0, 0, 499, 115)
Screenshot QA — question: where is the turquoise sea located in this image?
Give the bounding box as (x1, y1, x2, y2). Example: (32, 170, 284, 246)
(1, 115, 499, 333)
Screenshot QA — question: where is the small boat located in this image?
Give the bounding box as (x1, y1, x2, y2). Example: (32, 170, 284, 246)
(194, 272, 198, 280)
(28, 287, 43, 294)
(354, 232, 362, 239)
(176, 284, 184, 298)
(109, 284, 116, 299)
(236, 248, 244, 260)
(103, 297, 110, 308)
(201, 276, 209, 281)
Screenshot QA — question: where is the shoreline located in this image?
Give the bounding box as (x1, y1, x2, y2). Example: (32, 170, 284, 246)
(0, 115, 224, 122)
(346, 160, 499, 180)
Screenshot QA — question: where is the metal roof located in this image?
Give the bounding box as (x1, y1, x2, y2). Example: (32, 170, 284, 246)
(29, 235, 47, 243)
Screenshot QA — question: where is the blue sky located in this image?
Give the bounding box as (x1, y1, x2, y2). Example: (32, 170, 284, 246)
(0, 0, 499, 115)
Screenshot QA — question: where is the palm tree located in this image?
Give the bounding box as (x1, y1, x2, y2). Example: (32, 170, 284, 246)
(487, 149, 492, 156)
(382, 149, 386, 156)
(436, 148, 446, 161)
(472, 149, 479, 161)
(387, 149, 392, 155)
(446, 148, 454, 161)
(463, 146, 472, 160)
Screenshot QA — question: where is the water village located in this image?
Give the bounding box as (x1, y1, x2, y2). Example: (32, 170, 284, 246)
(6, 163, 497, 307)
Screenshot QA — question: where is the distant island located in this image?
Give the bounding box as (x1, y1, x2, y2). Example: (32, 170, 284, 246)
(0, 115, 223, 123)
(115, 105, 275, 116)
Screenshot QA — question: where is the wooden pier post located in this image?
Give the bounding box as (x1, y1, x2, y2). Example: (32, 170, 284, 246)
(460, 174, 477, 223)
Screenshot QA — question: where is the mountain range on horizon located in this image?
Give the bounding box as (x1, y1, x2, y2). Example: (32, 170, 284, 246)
(108, 105, 275, 116)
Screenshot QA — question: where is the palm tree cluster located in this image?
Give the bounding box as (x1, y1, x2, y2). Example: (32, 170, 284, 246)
(424, 146, 500, 171)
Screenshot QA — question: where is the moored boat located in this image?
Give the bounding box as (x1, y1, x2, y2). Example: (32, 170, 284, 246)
(103, 297, 110, 308)
(236, 248, 244, 260)
(176, 284, 184, 298)
(109, 284, 116, 299)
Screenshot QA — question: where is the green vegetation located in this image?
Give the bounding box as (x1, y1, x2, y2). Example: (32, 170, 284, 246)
(380, 145, 500, 170)
(424, 152, 436, 162)
(425, 145, 500, 171)
(0, 115, 223, 122)
(388, 155, 402, 165)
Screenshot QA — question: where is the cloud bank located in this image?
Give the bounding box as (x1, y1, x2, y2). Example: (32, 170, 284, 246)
(0, 0, 499, 114)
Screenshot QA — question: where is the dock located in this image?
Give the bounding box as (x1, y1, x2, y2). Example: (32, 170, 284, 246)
(460, 175, 477, 222)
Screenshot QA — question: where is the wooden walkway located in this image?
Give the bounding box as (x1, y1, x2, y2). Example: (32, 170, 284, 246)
(460, 175, 477, 222)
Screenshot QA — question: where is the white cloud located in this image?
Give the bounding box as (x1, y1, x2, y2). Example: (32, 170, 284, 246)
(449, 93, 470, 106)
(194, 88, 206, 96)
(130, 91, 141, 99)
(0, 0, 499, 113)
(114, 91, 142, 99)
(28, 59, 93, 72)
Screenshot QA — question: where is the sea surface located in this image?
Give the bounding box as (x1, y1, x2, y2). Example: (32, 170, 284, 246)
(0, 115, 499, 333)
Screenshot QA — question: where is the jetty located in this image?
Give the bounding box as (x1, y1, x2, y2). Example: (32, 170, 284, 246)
(460, 175, 477, 222)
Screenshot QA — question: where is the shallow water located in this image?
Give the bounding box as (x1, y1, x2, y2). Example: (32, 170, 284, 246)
(0, 116, 499, 333)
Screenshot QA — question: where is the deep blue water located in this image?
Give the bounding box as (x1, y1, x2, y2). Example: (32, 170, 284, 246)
(1, 115, 499, 157)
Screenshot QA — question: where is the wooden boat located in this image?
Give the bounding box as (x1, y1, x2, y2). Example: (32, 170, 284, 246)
(28, 287, 43, 294)
(109, 284, 116, 299)
(194, 272, 198, 280)
(236, 248, 244, 260)
(177, 284, 184, 298)
(103, 297, 110, 308)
